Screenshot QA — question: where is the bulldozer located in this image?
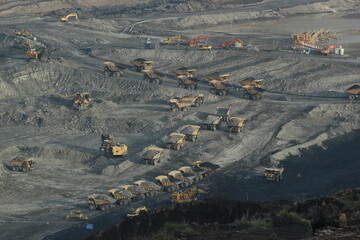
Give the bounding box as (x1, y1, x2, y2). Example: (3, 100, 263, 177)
(171, 187, 211, 203)
(166, 133, 186, 150)
(107, 188, 137, 205)
(66, 210, 88, 221)
(127, 206, 148, 217)
(216, 105, 232, 122)
(130, 58, 154, 72)
(264, 168, 284, 182)
(206, 73, 229, 86)
(210, 83, 229, 96)
(88, 193, 116, 211)
(193, 161, 220, 177)
(345, 85, 360, 100)
(179, 166, 203, 182)
(178, 77, 198, 90)
(142, 146, 165, 165)
(72, 92, 92, 109)
(242, 85, 265, 100)
(100, 134, 128, 157)
(155, 175, 179, 192)
(202, 115, 223, 131)
(239, 77, 263, 88)
(60, 13, 78, 22)
(143, 70, 163, 84)
(227, 117, 246, 133)
(180, 125, 201, 141)
(196, 44, 212, 51)
(169, 99, 192, 112)
(172, 67, 197, 79)
(103, 61, 123, 77)
(134, 180, 163, 196)
(161, 35, 182, 45)
(8, 158, 35, 172)
(13, 29, 34, 40)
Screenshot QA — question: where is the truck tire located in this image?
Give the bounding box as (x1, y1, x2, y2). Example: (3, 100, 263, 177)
(210, 88, 216, 94)
(145, 192, 151, 198)
(349, 95, 355, 100)
(178, 83, 185, 89)
(188, 85, 195, 90)
(236, 127, 241, 133)
(228, 127, 232, 133)
(175, 144, 180, 150)
(171, 105, 179, 112)
(210, 125, 216, 131)
(89, 203, 96, 210)
(100, 205, 108, 211)
(21, 164, 28, 172)
(12, 166, 18, 171)
(153, 79, 160, 84)
(190, 135, 197, 142)
(194, 101, 201, 107)
(165, 186, 173, 192)
(104, 71, 110, 76)
(219, 90, 226, 96)
(182, 107, 189, 112)
(180, 182, 186, 188)
(114, 72, 121, 77)
(118, 200, 127, 206)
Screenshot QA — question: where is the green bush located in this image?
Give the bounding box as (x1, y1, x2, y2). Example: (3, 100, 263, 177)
(278, 210, 302, 223)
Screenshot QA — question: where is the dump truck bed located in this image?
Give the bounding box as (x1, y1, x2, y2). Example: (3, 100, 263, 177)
(198, 162, 220, 170)
(180, 125, 200, 135)
(205, 115, 222, 124)
(142, 149, 162, 159)
(135, 180, 163, 191)
(167, 134, 184, 144)
(145, 71, 161, 79)
(244, 86, 266, 95)
(345, 85, 360, 95)
(216, 106, 231, 115)
(228, 117, 245, 126)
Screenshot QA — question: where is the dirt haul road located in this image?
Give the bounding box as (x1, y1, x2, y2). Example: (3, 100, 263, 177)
(0, 0, 360, 239)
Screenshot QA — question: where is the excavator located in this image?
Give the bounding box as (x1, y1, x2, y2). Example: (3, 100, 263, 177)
(161, 35, 182, 45)
(60, 13, 78, 22)
(127, 206, 148, 217)
(13, 29, 34, 40)
(320, 45, 337, 55)
(219, 38, 243, 48)
(187, 35, 212, 50)
(171, 187, 212, 203)
(188, 35, 209, 44)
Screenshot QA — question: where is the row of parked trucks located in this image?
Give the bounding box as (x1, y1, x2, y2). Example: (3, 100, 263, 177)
(87, 161, 219, 211)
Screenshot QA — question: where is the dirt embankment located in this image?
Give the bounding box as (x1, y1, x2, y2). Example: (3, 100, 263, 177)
(86, 188, 360, 240)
